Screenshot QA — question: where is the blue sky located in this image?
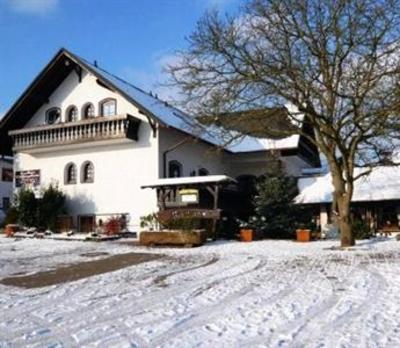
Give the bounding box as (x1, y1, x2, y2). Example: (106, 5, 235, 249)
(0, 0, 240, 117)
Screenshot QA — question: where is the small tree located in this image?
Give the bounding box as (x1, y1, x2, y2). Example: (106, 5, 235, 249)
(37, 184, 66, 230)
(253, 163, 300, 238)
(15, 188, 37, 227)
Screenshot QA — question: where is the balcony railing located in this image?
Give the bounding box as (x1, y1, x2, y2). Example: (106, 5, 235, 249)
(9, 114, 141, 151)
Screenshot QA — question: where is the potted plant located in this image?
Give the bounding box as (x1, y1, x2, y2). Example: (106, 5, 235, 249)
(237, 216, 263, 242)
(296, 222, 314, 242)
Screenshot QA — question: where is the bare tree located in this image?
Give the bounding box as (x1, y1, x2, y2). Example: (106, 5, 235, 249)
(167, 0, 400, 247)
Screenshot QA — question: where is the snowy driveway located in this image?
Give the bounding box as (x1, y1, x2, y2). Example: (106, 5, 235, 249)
(1, 237, 400, 347)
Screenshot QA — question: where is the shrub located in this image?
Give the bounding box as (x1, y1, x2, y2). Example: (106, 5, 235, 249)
(140, 213, 161, 231)
(163, 217, 202, 232)
(15, 188, 37, 227)
(104, 216, 122, 235)
(352, 219, 371, 240)
(37, 184, 66, 230)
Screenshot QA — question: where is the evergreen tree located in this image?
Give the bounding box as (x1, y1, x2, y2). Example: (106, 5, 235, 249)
(254, 163, 299, 238)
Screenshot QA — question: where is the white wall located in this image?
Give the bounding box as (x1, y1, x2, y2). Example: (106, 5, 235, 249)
(26, 70, 144, 126)
(158, 127, 310, 179)
(158, 127, 228, 177)
(16, 69, 159, 230)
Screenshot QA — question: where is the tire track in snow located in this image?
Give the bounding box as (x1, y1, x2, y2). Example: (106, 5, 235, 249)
(147, 258, 313, 347)
(2, 254, 247, 345)
(1, 254, 211, 321)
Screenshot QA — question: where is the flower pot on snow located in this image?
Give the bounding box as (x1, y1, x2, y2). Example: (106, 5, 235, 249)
(296, 229, 311, 242)
(240, 229, 253, 242)
(5, 224, 20, 237)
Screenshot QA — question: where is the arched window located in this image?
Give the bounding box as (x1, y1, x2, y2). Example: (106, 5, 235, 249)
(66, 105, 78, 122)
(168, 160, 182, 178)
(82, 103, 95, 119)
(99, 98, 117, 116)
(46, 107, 61, 125)
(198, 168, 209, 176)
(64, 163, 77, 185)
(81, 161, 94, 183)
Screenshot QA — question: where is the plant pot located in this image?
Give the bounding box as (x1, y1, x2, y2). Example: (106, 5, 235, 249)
(296, 229, 311, 242)
(240, 229, 253, 242)
(5, 224, 20, 237)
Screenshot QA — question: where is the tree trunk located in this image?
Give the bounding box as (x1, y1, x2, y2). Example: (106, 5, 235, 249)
(337, 195, 355, 247)
(330, 166, 355, 247)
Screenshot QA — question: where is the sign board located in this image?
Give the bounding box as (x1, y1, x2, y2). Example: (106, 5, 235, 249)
(179, 189, 199, 204)
(158, 209, 221, 223)
(15, 170, 41, 188)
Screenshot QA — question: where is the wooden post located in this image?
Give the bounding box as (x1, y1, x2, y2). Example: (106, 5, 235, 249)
(206, 184, 220, 240)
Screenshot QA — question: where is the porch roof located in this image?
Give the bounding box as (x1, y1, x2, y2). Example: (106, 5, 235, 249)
(296, 166, 400, 204)
(141, 175, 236, 189)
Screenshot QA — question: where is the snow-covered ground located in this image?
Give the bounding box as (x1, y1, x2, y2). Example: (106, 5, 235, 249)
(1, 236, 400, 347)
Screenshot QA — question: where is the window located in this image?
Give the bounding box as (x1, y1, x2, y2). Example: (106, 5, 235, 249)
(64, 163, 77, 185)
(82, 103, 95, 119)
(46, 107, 61, 124)
(66, 105, 78, 122)
(2, 197, 10, 211)
(168, 160, 182, 178)
(81, 161, 94, 183)
(100, 98, 117, 116)
(1, 168, 13, 182)
(198, 168, 209, 176)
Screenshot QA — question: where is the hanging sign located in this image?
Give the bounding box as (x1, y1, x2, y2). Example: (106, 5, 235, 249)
(179, 189, 199, 204)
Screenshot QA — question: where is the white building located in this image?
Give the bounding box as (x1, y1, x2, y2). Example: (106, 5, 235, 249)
(0, 157, 13, 223)
(0, 48, 319, 231)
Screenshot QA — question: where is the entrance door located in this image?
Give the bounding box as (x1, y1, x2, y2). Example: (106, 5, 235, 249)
(79, 215, 95, 233)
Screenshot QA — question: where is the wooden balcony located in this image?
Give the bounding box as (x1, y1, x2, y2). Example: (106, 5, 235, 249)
(9, 114, 141, 152)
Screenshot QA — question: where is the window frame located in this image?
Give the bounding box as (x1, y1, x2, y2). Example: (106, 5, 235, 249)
(82, 102, 95, 119)
(1, 167, 13, 182)
(99, 98, 117, 117)
(198, 168, 209, 176)
(45, 107, 61, 125)
(81, 161, 94, 184)
(66, 105, 78, 122)
(64, 163, 77, 185)
(168, 160, 182, 178)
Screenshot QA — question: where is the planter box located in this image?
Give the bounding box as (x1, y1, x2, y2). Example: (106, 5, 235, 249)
(240, 229, 253, 242)
(140, 230, 207, 247)
(296, 229, 311, 242)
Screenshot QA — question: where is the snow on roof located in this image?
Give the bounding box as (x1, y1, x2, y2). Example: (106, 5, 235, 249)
(296, 166, 400, 204)
(76, 53, 300, 153)
(141, 175, 236, 188)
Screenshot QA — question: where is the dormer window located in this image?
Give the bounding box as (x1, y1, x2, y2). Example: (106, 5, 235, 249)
(66, 105, 78, 122)
(46, 107, 61, 125)
(82, 103, 95, 119)
(100, 98, 116, 116)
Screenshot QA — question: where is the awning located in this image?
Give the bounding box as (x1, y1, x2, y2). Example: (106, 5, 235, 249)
(141, 175, 236, 189)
